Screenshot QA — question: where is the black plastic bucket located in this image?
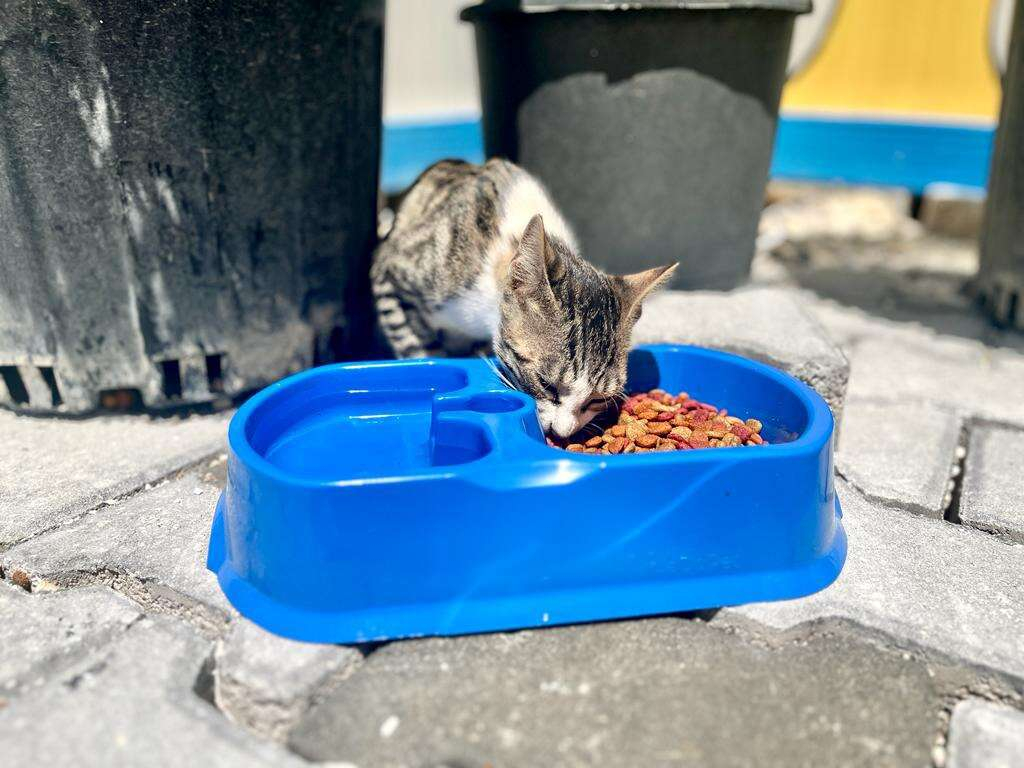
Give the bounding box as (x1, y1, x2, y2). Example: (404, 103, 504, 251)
(461, 0, 810, 289)
(0, 0, 383, 413)
(978, 0, 1024, 330)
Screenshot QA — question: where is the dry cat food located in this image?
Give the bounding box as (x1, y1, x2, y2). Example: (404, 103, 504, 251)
(548, 389, 768, 454)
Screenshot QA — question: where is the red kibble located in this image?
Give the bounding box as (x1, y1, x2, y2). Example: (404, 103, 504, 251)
(730, 424, 753, 440)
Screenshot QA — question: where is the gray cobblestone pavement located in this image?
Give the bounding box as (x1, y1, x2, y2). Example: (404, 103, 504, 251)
(2, 185, 1023, 766)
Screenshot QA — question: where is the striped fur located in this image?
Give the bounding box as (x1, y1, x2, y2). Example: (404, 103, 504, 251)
(371, 158, 675, 437)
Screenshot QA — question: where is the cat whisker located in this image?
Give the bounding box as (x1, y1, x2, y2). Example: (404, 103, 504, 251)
(479, 354, 520, 392)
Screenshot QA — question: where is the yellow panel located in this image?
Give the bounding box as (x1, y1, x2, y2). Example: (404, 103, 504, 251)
(783, 0, 1002, 121)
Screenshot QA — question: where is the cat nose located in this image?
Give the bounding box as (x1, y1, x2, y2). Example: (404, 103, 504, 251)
(550, 411, 579, 438)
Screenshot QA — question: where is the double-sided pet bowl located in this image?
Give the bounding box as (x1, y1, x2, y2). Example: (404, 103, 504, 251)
(207, 345, 845, 642)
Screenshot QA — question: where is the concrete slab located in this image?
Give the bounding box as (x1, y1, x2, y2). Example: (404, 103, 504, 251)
(290, 618, 943, 768)
(0, 409, 229, 546)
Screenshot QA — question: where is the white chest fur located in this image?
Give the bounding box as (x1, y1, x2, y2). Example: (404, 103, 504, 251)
(430, 271, 500, 343)
(429, 169, 576, 346)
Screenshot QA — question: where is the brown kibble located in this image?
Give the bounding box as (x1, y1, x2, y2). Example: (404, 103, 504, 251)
(9, 569, 31, 591)
(625, 423, 647, 441)
(555, 388, 771, 454)
(636, 434, 658, 448)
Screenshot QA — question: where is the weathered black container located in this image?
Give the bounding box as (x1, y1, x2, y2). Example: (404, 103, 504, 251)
(0, 0, 383, 413)
(978, 0, 1024, 330)
(461, 0, 809, 289)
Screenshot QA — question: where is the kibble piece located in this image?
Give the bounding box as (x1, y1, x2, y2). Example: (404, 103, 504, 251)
(730, 424, 752, 440)
(637, 409, 659, 421)
(745, 418, 763, 433)
(607, 437, 627, 454)
(625, 423, 647, 441)
(585, 436, 604, 448)
(567, 444, 584, 452)
(610, 424, 627, 438)
(647, 421, 672, 436)
(636, 434, 658, 449)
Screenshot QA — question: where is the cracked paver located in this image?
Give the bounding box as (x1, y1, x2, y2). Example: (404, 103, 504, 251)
(835, 398, 962, 517)
(947, 699, 1024, 768)
(0, 460, 230, 637)
(0, 410, 229, 546)
(215, 618, 362, 741)
(0, 581, 142, 697)
(0, 615, 305, 767)
(732, 479, 1024, 681)
(959, 425, 1024, 543)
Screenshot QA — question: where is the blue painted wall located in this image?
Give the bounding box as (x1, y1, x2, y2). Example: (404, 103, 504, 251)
(380, 116, 995, 195)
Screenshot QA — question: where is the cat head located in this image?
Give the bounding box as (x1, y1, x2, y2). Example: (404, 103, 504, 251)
(494, 214, 676, 439)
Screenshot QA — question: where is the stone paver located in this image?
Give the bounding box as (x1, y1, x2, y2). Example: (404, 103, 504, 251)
(215, 618, 362, 741)
(836, 399, 962, 517)
(946, 700, 1024, 768)
(291, 618, 944, 768)
(0, 461, 229, 636)
(635, 287, 849, 420)
(732, 481, 1024, 681)
(959, 425, 1024, 543)
(0, 582, 141, 697)
(0, 409, 229, 546)
(0, 616, 305, 767)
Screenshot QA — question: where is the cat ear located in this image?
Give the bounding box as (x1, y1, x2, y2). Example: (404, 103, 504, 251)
(618, 263, 677, 320)
(508, 214, 556, 301)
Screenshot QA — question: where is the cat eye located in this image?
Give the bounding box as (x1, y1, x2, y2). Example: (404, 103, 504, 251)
(535, 376, 561, 402)
(583, 396, 610, 412)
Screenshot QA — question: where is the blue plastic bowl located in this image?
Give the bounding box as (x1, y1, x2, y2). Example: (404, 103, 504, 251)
(207, 344, 845, 642)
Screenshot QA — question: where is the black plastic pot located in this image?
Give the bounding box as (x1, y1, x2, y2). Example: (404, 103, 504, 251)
(0, 0, 383, 413)
(461, 0, 809, 289)
(978, 0, 1024, 330)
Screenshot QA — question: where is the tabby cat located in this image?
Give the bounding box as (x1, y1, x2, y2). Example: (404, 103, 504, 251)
(371, 158, 676, 439)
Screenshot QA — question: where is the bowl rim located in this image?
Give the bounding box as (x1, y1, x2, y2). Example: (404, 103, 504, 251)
(227, 343, 834, 490)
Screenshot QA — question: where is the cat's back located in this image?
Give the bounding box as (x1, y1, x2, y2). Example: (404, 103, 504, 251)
(390, 158, 575, 250)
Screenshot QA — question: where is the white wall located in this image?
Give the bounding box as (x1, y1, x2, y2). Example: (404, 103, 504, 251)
(383, 0, 842, 123)
(384, 0, 480, 121)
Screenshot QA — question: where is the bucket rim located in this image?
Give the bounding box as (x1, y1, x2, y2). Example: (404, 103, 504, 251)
(460, 0, 813, 22)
